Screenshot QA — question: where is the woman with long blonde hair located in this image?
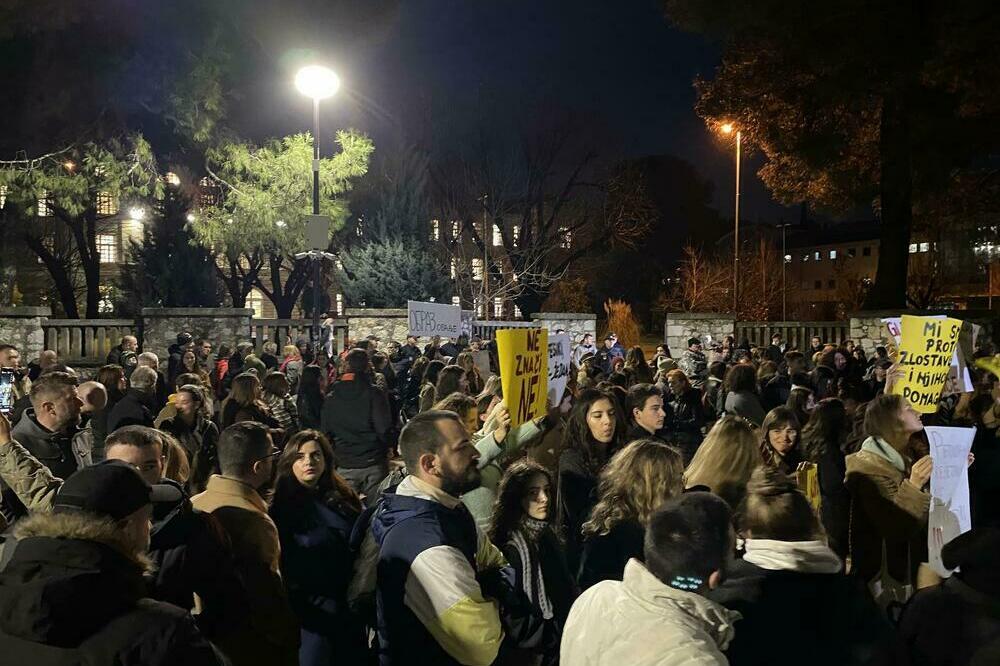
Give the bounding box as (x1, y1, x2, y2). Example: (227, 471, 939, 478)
(684, 415, 762, 508)
(577, 439, 684, 589)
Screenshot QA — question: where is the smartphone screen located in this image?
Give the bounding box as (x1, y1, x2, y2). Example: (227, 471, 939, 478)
(0, 368, 15, 414)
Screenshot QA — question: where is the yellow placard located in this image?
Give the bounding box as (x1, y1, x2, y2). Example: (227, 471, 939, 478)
(892, 315, 963, 413)
(496, 328, 548, 428)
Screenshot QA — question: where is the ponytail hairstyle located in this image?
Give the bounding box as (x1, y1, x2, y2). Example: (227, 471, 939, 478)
(738, 465, 822, 541)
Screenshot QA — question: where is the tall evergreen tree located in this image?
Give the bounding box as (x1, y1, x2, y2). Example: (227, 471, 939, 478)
(118, 189, 222, 314)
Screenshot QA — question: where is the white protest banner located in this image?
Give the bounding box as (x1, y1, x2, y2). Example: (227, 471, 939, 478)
(883, 315, 974, 395)
(547, 333, 572, 408)
(407, 300, 461, 338)
(926, 426, 975, 577)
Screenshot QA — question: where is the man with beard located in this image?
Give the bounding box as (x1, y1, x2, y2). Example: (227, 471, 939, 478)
(192, 422, 299, 666)
(372, 410, 513, 666)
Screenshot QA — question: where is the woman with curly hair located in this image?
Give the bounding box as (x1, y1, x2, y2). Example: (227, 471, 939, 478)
(623, 346, 653, 385)
(489, 460, 578, 665)
(577, 439, 684, 589)
(556, 388, 626, 574)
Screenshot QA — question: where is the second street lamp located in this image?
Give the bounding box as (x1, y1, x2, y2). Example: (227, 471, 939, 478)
(295, 65, 341, 349)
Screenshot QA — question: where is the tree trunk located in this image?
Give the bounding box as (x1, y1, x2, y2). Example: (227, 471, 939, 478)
(864, 93, 912, 310)
(259, 254, 311, 319)
(24, 235, 80, 318)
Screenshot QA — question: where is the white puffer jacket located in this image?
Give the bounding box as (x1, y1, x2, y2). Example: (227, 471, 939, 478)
(561, 558, 739, 665)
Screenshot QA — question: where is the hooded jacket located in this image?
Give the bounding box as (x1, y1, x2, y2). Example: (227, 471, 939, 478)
(372, 475, 507, 666)
(0, 512, 220, 666)
(560, 558, 738, 665)
(709, 540, 890, 666)
(321, 376, 391, 469)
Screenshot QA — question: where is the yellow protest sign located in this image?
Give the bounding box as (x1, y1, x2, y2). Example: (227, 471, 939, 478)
(975, 355, 1000, 381)
(496, 328, 548, 428)
(892, 315, 963, 413)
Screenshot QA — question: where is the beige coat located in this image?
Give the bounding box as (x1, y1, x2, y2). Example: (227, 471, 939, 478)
(191, 475, 298, 666)
(844, 449, 929, 583)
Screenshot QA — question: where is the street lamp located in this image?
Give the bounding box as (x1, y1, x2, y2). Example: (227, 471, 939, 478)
(776, 223, 792, 321)
(295, 65, 340, 349)
(719, 122, 742, 315)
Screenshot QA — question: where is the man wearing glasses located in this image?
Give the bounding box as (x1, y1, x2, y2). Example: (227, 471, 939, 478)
(192, 422, 299, 666)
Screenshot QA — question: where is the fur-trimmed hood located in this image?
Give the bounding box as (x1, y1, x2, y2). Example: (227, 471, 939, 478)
(0, 512, 151, 647)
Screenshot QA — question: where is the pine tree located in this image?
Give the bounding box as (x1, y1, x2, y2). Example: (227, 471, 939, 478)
(118, 189, 222, 314)
(339, 239, 451, 308)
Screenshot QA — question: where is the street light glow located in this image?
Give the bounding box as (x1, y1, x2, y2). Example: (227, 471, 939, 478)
(720, 122, 735, 135)
(129, 207, 145, 220)
(295, 65, 340, 100)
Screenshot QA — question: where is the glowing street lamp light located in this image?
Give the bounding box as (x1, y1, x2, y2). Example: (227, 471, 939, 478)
(294, 65, 340, 100)
(717, 121, 742, 313)
(295, 65, 340, 346)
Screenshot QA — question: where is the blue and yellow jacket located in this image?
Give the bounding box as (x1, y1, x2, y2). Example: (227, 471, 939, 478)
(372, 475, 507, 666)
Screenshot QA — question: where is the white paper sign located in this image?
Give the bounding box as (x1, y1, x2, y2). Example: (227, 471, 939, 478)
(461, 310, 475, 339)
(926, 425, 975, 577)
(408, 300, 462, 338)
(473, 350, 494, 379)
(547, 334, 572, 408)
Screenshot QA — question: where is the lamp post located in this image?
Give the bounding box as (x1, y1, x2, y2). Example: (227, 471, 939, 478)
(776, 223, 792, 321)
(295, 65, 340, 349)
(719, 123, 742, 315)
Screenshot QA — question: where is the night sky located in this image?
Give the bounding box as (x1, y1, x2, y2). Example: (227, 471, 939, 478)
(263, 0, 794, 221)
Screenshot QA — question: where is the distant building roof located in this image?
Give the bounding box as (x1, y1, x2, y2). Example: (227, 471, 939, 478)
(783, 220, 880, 249)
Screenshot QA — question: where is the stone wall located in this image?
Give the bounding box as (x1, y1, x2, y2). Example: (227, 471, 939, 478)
(346, 308, 411, 344)
(0, 307, 50, 360)
(664, 312, 736, 355)
(142, 308, 254, 366)
(530, 312, 597, 342)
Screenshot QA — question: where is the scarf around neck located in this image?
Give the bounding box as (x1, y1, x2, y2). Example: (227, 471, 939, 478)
(743, 538, 842, 574)
(860, 435, 907, 473)
(511, 518, 553, 620)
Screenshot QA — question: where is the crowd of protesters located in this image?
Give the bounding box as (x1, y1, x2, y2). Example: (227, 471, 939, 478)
(0, 324, 998, 665)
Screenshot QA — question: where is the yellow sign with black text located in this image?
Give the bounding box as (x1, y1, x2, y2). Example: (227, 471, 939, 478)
(892, 315, 963, 413)
(496, 328, 548, 428)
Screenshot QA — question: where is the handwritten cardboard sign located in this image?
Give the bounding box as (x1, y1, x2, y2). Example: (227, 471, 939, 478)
(891, 315, 963, 413)
(407, 300, 461, 338)
(926, 426, 974, 577)
(496, 328, 548, 428)
(547, 333, 571, 408)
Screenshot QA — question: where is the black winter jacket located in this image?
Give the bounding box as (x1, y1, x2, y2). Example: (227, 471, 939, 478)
(107, 388, 155, 432)
(0, 515, 220, 666)
(320, 377, 391, 468)
(577, 520, 645, 590)
(709, 558, 890, 666)
(149, 482, 244, 639)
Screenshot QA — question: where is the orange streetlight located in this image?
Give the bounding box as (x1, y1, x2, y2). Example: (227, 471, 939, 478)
(717, 121, 742, 314)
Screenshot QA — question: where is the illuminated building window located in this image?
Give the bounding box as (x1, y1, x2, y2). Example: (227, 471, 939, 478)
(512, 226, 520, 247)
(559, 227, 572, 249)
(430, 219, 440, 241)
(96, 191, 118, 216)
(37, 190, 50, 217)
(493, 224, 502, 246)
(452, 220, 461, 237)
(96, 234, 118, 264)
(0, 185, 7, 208)
(813, 251, 821, 261)
(472, 258, 484, 281)
(513, 304, 522, 318)
(450, 258, 458, 279)
(247, 288, 265, 318)
(451, 296, 461, 307)
(829, 249, 837, 259)
(493, 297, 503, 317)
(335, 293, 343, 316)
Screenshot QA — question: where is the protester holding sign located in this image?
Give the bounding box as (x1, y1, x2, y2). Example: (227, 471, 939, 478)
(845, 394, 931, 606)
